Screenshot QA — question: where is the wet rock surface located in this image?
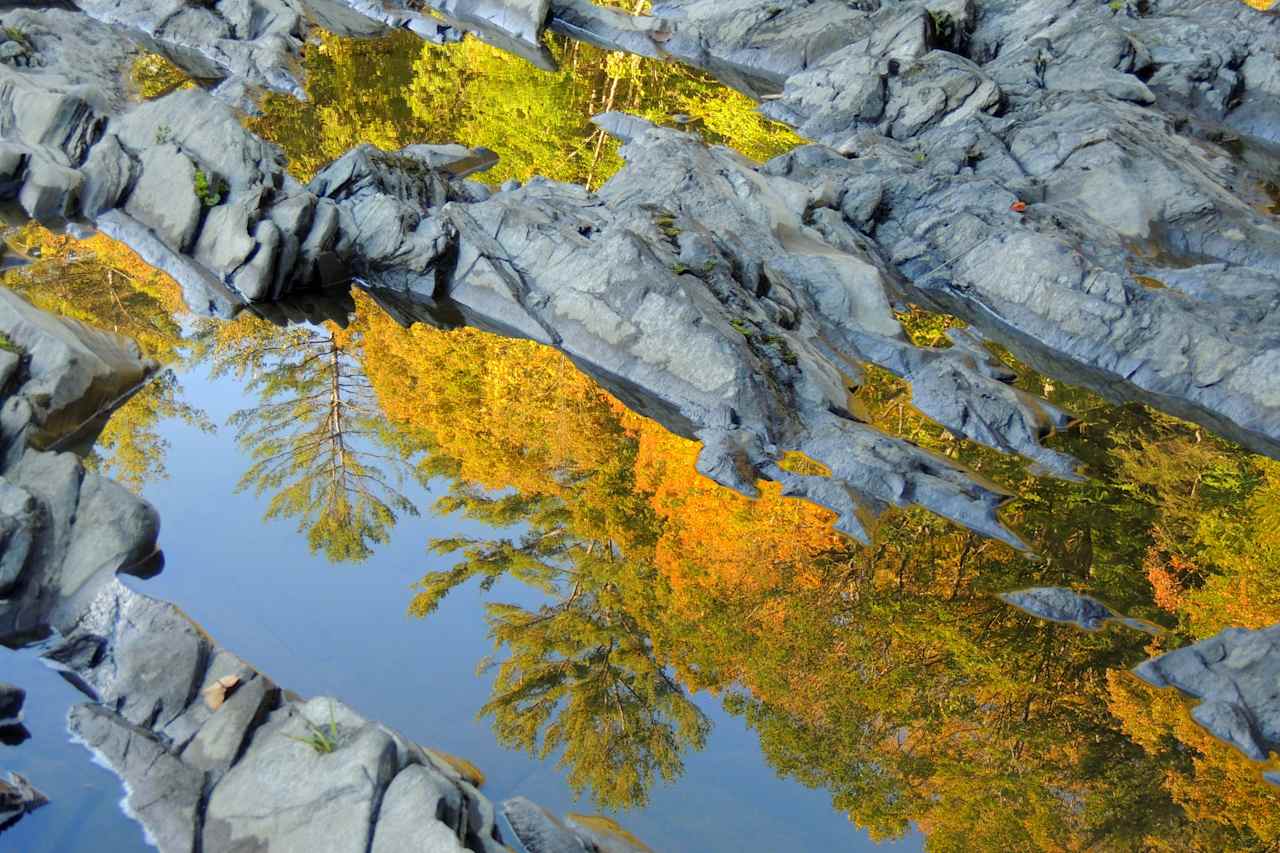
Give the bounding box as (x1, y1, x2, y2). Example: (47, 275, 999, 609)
(1000, 587, 1160, 634)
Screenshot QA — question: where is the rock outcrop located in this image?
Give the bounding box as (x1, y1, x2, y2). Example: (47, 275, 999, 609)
(1135, 626, 1280, 772)
(0, 287, 641, 851)
(0, 0, 1278, 817)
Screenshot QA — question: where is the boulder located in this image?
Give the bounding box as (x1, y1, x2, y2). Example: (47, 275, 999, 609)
(202, 705, 401, 853)
(0, 288, 155, 444)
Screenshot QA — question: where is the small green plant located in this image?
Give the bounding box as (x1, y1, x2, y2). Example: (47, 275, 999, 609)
(927, 9, 955, 43)
(0, 331, 18, 354)
(1108, 0, 1124, 11)
(763, 335, 800, 366)
(729, 318, 754, 337)
(671, 262, 690, 275)
(154, 124, 173, 145)
(193, 168, 225, 207)
(914, 151, 928, 163)
(289, 702, 339, 754)
(4, 27, 31, 51)
(703, 259, 718, 272)
(660, 224, 682, 238)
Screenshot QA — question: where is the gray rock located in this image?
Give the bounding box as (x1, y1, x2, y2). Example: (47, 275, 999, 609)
(370, 764, 470, 853)
(124, 144, 202, 253)
(500, 796, 590, 853)
(0, 479, 36, 595)
(17, 154, 82, 223)
(0, 288, 155, 443)
(999, 587, 1160, 634)
(80, 133, 136, 218)
(0, 684, 23, 725)
(0, 770, 47, 829)
(180, 674, 277, 773)
(1134, 625, 1280, 765)
(69, 704, 204, 853)
(203, 706, 401, 853)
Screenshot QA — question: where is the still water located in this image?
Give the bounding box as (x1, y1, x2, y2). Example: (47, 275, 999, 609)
(3, 18, 1280, 853)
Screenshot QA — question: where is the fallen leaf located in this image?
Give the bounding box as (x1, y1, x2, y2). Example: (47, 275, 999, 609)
(1010, 200, 1028, 213)
(202, 675, 244, 710)
(202, 684, 227, 711)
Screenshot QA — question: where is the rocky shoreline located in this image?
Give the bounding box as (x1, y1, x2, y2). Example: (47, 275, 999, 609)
(0, 291, 644, 851)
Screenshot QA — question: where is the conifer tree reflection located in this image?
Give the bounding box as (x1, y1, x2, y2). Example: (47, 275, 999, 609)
(413, 482, 710, 811)
(202, 314, 425, 562)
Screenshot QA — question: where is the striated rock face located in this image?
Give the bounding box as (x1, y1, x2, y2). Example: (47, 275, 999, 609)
(0, 290, 641, 852)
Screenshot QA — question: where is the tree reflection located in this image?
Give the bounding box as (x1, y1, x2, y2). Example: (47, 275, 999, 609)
(251, 19, 800, 187)
(200, 314, 426, 562)
(1, 223, 212, 490)
(418, 494, 709, 809)
(356, 296, 1280, 844)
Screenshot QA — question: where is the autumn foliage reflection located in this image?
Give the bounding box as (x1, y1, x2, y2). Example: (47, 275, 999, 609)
(357, 293, 1280, 844)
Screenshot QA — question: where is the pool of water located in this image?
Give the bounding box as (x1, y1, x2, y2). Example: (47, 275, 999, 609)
(1, 326, 920, 851)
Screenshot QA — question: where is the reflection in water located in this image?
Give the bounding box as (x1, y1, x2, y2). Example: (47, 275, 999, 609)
(8, 21, 1280, 850)
(195, 314, 427, 562)
(249, 25, 802, 187)
(0, 222, 212, 490)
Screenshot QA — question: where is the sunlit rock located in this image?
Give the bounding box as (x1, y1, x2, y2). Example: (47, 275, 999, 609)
(1134, 625, 1280, 768)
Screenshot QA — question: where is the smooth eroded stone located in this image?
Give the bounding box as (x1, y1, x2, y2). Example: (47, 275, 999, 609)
(194, 198, 259, 277)
(0, 288, 153, 442)
(499, 796, 590, 853)
(69, 704, 204, 853)
(181, 674, 277, 773)
(79, 133, 135, 217)
(0, 479, 36, 594)
(18, 154, 82, 223)
(123, 144, 201, 252)
(202, 708, 401, 853)
(57, 471, 160, 601)
(370, 764, 469, 853)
